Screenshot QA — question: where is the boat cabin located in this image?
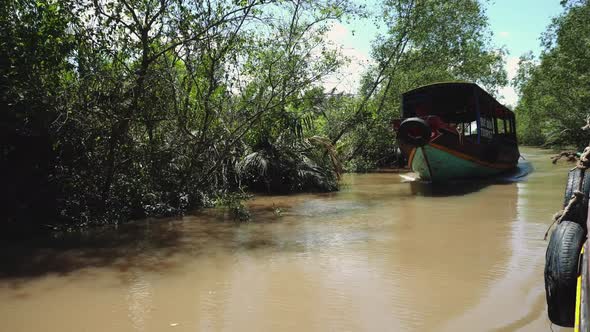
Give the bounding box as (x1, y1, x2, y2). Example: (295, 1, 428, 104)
(399, 82, 516, 144)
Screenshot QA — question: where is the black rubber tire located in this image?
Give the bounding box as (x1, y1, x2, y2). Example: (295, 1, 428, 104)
(398, 118, 431, 147)
(562, 169, 590, 225)
(545, 220, 586, 327)
(564, 169, 583, 207)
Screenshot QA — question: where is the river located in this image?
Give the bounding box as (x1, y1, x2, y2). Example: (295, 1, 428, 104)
(0, 147, 575, 331)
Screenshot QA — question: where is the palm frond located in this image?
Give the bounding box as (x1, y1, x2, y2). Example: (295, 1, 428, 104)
(238, 151, 269, 176)
(307, 135, 343, 178)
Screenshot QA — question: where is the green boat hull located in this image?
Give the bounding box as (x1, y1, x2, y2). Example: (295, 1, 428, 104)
(410, 145, 507, 182)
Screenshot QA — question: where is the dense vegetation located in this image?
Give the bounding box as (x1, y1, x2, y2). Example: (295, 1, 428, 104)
(1, 0, 507, 229)
(514, 0, 590, 148)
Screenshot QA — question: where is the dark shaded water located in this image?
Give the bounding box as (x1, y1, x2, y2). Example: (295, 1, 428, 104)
(0, 147, 573, 331)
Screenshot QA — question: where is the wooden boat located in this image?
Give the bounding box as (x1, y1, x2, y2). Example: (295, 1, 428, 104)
(393, 82, 520, 182)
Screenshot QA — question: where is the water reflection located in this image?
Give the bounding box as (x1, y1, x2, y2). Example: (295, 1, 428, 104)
(126, 271, 153, 332)
(410, 180, 491, 196)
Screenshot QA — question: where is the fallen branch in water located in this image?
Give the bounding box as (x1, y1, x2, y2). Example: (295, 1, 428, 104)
(551, 151, 579, 164)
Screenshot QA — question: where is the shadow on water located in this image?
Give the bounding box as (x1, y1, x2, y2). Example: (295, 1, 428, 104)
(0, 209, 318, 284)
(409, 159, 533, 197)
(0, 219, 189, 283)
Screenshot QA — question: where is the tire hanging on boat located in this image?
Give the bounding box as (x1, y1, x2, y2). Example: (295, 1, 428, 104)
(397, 118, 431, 147)
(562, 168, 590, 226)
(545, 220, 586, 327)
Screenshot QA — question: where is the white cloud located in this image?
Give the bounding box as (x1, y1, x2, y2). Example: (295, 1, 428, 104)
(326, 22, 350, 45)
(323, 23, 374, 94)
(505, 56, 520, 80)
(323, 48, 373, 94)
(496, 56, 520, 107)
(498, 86, 518, 108)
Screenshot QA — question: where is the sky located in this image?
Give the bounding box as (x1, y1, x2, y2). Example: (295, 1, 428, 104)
(324, 0, 565, 107)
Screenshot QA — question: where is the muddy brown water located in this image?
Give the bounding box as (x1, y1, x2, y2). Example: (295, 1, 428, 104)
(0, 147, 576, 331)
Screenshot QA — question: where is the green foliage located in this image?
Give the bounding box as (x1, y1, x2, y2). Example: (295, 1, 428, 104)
(1, 0, 349, 228)
(1, 0, 515, 229)
(514, 0, 590, 148)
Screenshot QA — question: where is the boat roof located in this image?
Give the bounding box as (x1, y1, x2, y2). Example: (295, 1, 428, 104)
(401, 82, 514, 122)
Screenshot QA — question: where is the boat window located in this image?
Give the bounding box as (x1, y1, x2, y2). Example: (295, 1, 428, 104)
(463, 121, 478, 136)
(480, 117, 494, 140)
(495, 118, 505, 134)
